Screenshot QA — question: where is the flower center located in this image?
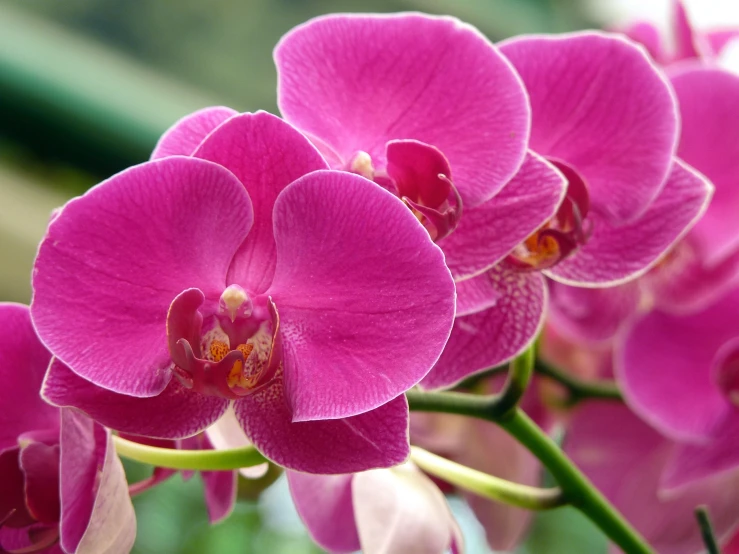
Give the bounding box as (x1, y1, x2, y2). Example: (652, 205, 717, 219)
(347, 140, 463, 242)
(167, 285, 281, 399)
(507, 159, 592, 271)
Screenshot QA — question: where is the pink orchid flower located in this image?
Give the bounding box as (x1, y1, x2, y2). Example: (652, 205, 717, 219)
(0, 303, 135, 554)
(566, 401, 739, 554)
(617, 286, 739, 490)
(274, 13, 571, 389)
(32, 111, 456, 474)
(426, 29, 710, 388)
(287, 463, 463, 554)
(547, 63, 737, 345)
(499, 32, 711, 287)
(623, 0, 739, 68)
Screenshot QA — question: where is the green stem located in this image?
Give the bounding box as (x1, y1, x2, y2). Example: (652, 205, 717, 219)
(113, 435, 267, 470)
(534, 359, 622, 403)
(454, 363, 508, 390)
(410, 446, 565, 510)
(495, 346, 536, 415)
(406, 392, 654, 554)
(695, 506, 720, 554)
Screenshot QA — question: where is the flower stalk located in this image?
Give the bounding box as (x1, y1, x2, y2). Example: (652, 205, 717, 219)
(695, 506, 720, 554)
(113, 435, 268, 470)
(406, 389, 654, 554)
(534, 359, 622, 403)
(410, 446, 565, 510)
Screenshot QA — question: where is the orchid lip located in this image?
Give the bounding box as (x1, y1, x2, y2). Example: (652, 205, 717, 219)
(507, 159, 592, 271)
(347, 142, 463, 242)
(167, 288, 282, 400)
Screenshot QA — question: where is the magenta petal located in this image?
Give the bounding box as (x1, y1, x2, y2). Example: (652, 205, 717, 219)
(0, 303, 58, 452)
(670, 66, 739, 265)
(201, 469, 237, 524)
(623, 22, 666, 63)
(548, 158, 711, 286)
(352, 464, 461, 554)
(60, 409, 135, 554)
(268, 170, 454, 421)
(31, 156, 253, 397)
(234, 377, 409, 474)
(663, 416, 739, 489)
(440, 152, 566, 280)
(287, 472, 360, 554)
(179, 432, 238, 525)
(548, 280, 641, 343)
(616, 289, 739, 442)
(0, 526, 62, 554)
(707, 30, 739, 55)
(20, 442, 60, 524)
(43, 359, 228, 439)
(150, 106, 238, 159)
(275, 13, 529, 206)
(193, 111, 328, 294)
(454, 268, 503, 317)
(566, 402, 739, 554)
(0, 447, 35, 528)
(672, 0, 705, 61)
(650, 243, 739, 314)
(422, 267, 546, 390)
(500, 32, 678, 222)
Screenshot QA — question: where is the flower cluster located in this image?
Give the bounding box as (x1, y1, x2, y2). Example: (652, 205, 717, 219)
(1, 2, 738, 553)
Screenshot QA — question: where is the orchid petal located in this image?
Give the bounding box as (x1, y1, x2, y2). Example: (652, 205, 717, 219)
(500, 32, 678, 222)
(60, 409, 135, 554)
(43, 359, 228, 439)
(0, 447, 34, 528)
(440, 152, 566, 280)
(672, 0, 708, 61)
(179, 434, 237, 525)
(31, 156, 253, 397)
(622, 22, 666, 63)
(151, 106, 237, 159)
(201, 469, 237, 524)
(670, 65, 739, 265)
(566, 401, 739, 554)
(617, 288, 739, 442)
(548, 158, 711, 286)
(454, 268, 502, 317)
(20, 442, 60, 524)
(707, 30, 739, 55)
(663, 416, 739, 489)
(0, 304, 58, 452)
(287, 472, 360, 554)
(268, 170, 455, 421)
(275, 13, 530, 206)
(234, 376, 409, 474)
(352, 463, 461, 554)
(193, 111, 328, 294)
(0, 526, 63, 554)
(548, 280, 641, 343)
(649, 242, 739, 314)
(422, 266, 546, 390)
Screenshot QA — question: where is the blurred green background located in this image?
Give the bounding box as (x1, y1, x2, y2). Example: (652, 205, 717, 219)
(0, 0, 642, 552)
